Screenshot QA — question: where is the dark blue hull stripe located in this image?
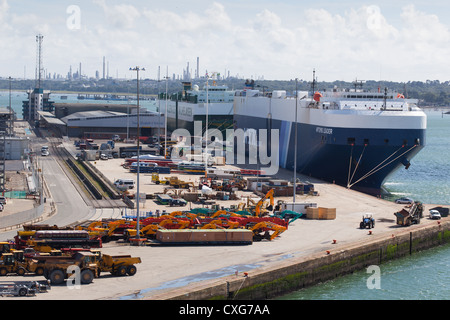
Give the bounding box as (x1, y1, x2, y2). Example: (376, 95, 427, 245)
(234, 114, 425, 193)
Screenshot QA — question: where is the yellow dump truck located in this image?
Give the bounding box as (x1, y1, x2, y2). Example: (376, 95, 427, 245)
(29, 250, 142, 284)
(92, 250, 141, 276)
(30, 251, 99, 285)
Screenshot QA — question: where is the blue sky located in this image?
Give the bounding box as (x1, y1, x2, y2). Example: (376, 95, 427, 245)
(1, 0, 450, 82)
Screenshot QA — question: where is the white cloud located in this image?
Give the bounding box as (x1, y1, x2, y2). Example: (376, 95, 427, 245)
(142, 2, 231, 33)
(93, 0, 141, 29)
(1, 1, 450, 82)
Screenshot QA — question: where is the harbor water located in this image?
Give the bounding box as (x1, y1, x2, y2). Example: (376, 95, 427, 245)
(279, 109, 450, 300)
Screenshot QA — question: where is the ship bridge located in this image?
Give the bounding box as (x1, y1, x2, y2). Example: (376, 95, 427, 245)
(338, 100, 409, 111)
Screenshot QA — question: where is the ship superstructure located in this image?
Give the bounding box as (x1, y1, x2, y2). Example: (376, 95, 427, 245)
(165, 82, 235, 135)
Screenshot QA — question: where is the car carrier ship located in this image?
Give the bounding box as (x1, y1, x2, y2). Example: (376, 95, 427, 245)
(233, 81, 427, 195)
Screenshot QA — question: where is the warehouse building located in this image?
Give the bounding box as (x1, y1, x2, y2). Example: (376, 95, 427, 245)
(53, 103, 136, 119)
(60, 109, 165, 139)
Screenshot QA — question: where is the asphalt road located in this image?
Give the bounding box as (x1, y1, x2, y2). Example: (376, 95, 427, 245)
(39, 152, 95, 226)
(0, 139, 96, 241)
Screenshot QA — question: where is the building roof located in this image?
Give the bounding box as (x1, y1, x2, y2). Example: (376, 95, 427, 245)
(37, 111, 66, 126)
(53, 103, 136, 109)
(61, 110, 163, 128)
(62, 110, 126, 122)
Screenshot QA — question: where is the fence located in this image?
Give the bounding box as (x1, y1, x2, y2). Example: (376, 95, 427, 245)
(3, 191, 27, 199)
(0, 202, 45, 231)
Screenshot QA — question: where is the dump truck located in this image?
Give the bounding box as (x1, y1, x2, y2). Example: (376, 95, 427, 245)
(30, 251, 100, 285)
(91, 250, 141, 276)
(394, 201, 423, 226)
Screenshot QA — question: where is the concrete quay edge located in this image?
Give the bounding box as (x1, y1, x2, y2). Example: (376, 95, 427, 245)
(148, 219, 450, 300)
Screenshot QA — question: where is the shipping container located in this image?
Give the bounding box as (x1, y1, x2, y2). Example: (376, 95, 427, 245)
(155, 229, 253, 245)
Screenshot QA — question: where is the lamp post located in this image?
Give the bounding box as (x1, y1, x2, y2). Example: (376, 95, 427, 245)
(203, 71, 218, 178)
(164, 66, 169, 159)
(205, 74, 209, 178)
(129, 66, 145, 240)
(293, 78, 298, 203)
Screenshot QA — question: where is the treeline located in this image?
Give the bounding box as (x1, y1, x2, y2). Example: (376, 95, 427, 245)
(1, 77, 449, 106)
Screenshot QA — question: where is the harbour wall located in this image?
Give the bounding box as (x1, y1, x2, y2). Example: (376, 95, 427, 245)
(152, 219, 450, 300)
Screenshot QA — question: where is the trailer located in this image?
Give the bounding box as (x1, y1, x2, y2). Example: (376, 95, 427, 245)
(0, 283, 36, 297)
(154, 229, 253, 246)
(129, 162, 170, 174)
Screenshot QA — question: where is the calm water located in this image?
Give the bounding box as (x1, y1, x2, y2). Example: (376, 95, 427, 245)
(280, 109, 450, 300)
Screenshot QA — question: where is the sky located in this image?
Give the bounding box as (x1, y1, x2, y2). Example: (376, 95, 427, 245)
(1, 0, 450, 82)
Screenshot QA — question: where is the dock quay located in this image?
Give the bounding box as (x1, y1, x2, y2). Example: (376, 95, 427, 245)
(1, 132, 449, 301)
(150, 219, 450, 300)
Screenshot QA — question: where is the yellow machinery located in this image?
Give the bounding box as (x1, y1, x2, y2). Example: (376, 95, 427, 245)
(0, 252, 28, 276)
(159, 218, 191, 229)
(77, 219, 137, 242)
(152, 173, 194, 189)
(249, 221, 286, 241)
(124, 224, 166, 240)
(0, 242, 12, 256)
(199, 219, 240, 229)
(254, 189, 274, 217)
(89, 250, 141, 276)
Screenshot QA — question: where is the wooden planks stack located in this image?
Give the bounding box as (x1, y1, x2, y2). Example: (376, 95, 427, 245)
(306, 207, 336, 220)
(155, 229, 253, 245)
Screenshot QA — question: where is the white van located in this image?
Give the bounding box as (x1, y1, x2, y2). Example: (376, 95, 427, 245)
(114, 179, 135, 191)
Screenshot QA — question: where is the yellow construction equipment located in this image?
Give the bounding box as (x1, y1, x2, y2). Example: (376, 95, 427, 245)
(124, 224, 166, 240)
(152, 173, 194, 189)
(159, 218, 191, 229)
(0, 242, 12, 256)
(255, 189, 274, 217)
(0, 252, 28, 276)
(90, 250, 141, 276)
(199, 219, 240, 229)
(249, 221, 286, 241)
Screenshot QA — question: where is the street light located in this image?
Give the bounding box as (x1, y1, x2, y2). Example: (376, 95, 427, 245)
(164, 66, 169, 159)
(293, 78, 307, 203)
(293, 78, 298, 203)
(203, 71, 218, 178)
(205, 74, 209, 178)
(129, 66, 145, 240)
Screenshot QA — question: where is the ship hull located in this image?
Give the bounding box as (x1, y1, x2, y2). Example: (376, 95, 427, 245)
(234, 113, 425, 195)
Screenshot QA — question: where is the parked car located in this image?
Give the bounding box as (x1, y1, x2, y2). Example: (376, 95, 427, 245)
(100, 153, 108, 160)
(0, 203, 3, 211)
(0, 196, 6, 205)
(169, 199, 187, 207)
(395, 197, 414, 204)
(429, 209, 441, 220)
